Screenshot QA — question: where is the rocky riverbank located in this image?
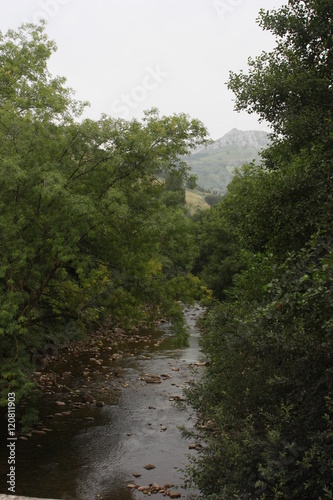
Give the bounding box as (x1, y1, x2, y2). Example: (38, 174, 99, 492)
(1, 306, 206, 499)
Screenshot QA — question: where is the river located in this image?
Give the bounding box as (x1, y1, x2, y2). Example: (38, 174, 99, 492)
(0, 306, 205, 500)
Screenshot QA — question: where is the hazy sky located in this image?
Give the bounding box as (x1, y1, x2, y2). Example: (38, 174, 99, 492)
(2, 0, 286, 139)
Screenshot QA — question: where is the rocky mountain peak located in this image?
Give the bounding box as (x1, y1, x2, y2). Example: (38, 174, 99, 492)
(187, 128, 271, 193)
(211, 128, 270, 151)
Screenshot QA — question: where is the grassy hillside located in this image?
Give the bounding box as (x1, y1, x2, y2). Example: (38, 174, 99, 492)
(186, 144, 263, 193)
(186, 129, 270, 193)
(185, 188, 210, 214)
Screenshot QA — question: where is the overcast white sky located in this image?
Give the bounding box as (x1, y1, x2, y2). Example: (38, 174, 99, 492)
(2, 0, 286, 139)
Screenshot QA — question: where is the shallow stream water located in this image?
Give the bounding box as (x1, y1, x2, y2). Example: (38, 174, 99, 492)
(0, 306, 205, 500)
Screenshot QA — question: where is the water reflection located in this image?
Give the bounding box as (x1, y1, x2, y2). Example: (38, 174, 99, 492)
(0, 306, 205, 499)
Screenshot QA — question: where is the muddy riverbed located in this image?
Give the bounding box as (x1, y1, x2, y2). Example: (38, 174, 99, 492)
(0, 306, 206, 500)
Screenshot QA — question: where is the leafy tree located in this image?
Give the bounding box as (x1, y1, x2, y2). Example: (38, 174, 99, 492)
(184, 1, 333, 498)
(0, 23, 208, 423)
(204, 194, 222, 206)
(186, 174, 197, 190)
(163, 170, 186, 207)
(186, 233, 333, 499)
(219, 151, 333, 258)
(228, 0, 333, 168)
(192, 201, 242, 300)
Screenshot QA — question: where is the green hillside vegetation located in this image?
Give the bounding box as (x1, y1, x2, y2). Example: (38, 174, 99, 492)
(185, 188, 210, 214)
(158, 174, 210, 214)
(186, 143, 265, 193)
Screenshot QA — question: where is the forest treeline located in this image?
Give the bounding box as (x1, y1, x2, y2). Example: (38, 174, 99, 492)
(184, 1, 333, 498)
(0, 22, 209, 426)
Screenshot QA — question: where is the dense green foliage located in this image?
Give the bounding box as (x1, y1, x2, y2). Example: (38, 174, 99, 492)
(228, 0, 333, 168)
(192, 201, 242, 300)
(185, 1, 333, 498)
(0, 23, 208, 423)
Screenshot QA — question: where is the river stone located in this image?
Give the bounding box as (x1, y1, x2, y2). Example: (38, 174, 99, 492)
(112, 353, 122, 360)
(31, 430, 46, 436)
(144, 463, 156, 470)
(138, 486, 150, 492)
(193, 361, 206, 366)
(170, 395, 186, 401)
(145, 376, 162, 384)
(164, 483, 175, 488)
(169, 492, 181, 499)
(73, 402, 85, 408)
(151, 483, 161, 493)
(89, 357, 102, 364)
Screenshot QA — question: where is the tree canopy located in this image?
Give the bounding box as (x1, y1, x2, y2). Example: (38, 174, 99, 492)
(185, 1, 333, 498)
(0, 22, 208, 425)
(228, 0, 333, 168)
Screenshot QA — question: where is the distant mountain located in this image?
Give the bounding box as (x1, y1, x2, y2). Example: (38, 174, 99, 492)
(207, 128, 270, 151)
(186, 128, 271, 193)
